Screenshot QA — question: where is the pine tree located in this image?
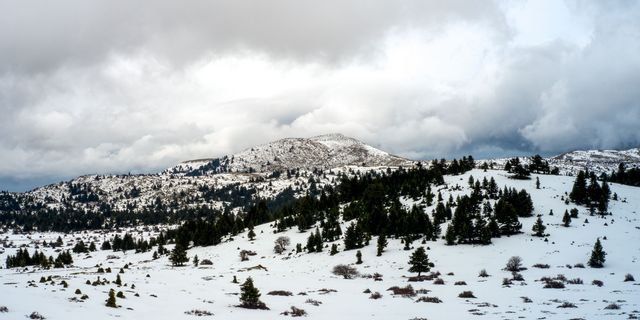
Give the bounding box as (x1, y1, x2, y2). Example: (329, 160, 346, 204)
(247, 226, 256, 241)
(239, 277, 265, 309)
(570, 171, 588, 204)
(588, 238, 606, 268)
(306, 233, 317, 253)
(356, 250, 362, 264)
(532, 216, 546, 237)
(408, 247, 434, 277)
(536, 177, 540, 189)
(562, 210, 571, 227)
(169, 244, 188, 266)
(445, 224, 456, 245)
(106, 288, 117, 308)
(314, 228, 323, 252)
(114, 274, 122, 286)
(193, 255, 199, 267)
(330, 243, 338, 256)
(376, 234, 387, 256)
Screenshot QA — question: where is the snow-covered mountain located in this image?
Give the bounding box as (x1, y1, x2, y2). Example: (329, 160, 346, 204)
(2, 134, 414, 215)
(2, 134, 639, 217)
(166, 133, 414, 175)
(548, 148, 640, 175)
(486, 148, 640, 177)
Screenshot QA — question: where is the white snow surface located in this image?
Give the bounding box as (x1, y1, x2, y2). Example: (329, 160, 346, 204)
(1, 169, 639, 319)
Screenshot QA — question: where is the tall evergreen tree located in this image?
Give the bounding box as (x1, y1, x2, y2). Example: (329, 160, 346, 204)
(570, 171, 588, 205)
(376, 234, 388, 256)
(106, 288, 117, 308)
(169, 244, 188, 266)
(239, 277, 265, 309)
(562, 210, 571, 227)
(532, 216, 546, 237)
(408, 247, 434, 277)
(588, 238, 606, 268)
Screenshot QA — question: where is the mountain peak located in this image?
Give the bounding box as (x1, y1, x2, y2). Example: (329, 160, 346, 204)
(171, 133, 412, 176)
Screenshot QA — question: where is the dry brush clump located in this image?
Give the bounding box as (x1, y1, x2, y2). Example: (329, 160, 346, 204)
(557, 302, 577, 308)
(369, 292, 383, 299)
(505, 256, 526, 272)
(416, 296, 442, 303)
(305, 299, 322, 306)
(387, 285, 416, 297)
(281, 306, 306, 317)
(478, 269, 490, 277)
(332, 264, 358, 279)
(458, 291, 476, 298)
(267, 290, 293, 296)
(604, 303, 621, 310)
(591, 279, 604, 287)
(184, 310, 214, 316)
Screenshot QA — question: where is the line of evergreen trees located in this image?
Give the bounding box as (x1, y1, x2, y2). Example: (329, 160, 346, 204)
(569, 170, 610, 214)
(605, 163, 640, 187)
(5, 248, 73, 269)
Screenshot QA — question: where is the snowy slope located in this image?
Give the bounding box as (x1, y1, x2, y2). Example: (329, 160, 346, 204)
(1, 170, 639, 320)
(170, 133, 414, 175)
(485, 147, 640, 177)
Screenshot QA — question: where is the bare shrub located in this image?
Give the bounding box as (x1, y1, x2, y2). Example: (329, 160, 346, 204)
(511, 272, 525, 281)
(274, 236, 291, 255)
(28, 312, 45, 319)
(591, 279, 604, 287)
(317, 288, 337, 294)
(184, 310, 214, 316)
(458, 291, 476, 298)
(532, 263, 550, 269)
(281, 306, 306, 317)
(478, 269, 490, 277)
(543, 281, 565, 289)
(433, 278, 445, 285)
(416, 296, 442, 303)
(369, 292, 382, 299)
(505, 256, 524, 272)
(387, 285, 416, 297)
(305, 299, 322, 306)
(200, 259, 213, 266)
(557, 302, 577, 308)
(502, 278, 513, 286)
(332, 265, 358, 279)
(624, 274, 635, 282)
(573, 263, 585, 268)
(604, 303, 620, 310)
(566, 278, 583, 285)
(268, 290, 293, 296)
(454, 281, 467, 286)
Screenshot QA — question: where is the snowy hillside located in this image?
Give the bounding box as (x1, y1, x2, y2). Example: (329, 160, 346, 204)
(485, 148, 640, 177)
(2, 134, 414, 218)
(167, 133, 414, 175)
(1, 169, 638, 319)
(549, 148, 640, 176)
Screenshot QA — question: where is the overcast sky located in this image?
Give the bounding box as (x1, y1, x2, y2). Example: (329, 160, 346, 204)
(1, 0, 640, 191)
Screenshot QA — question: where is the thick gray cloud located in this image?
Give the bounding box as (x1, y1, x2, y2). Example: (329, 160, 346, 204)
(1, 0, 639, 191)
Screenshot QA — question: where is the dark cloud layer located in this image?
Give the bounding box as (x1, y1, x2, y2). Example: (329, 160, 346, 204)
(1, 0, 639, 191)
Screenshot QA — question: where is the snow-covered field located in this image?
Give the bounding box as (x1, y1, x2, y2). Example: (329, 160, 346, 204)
(1, 169, 639, 319)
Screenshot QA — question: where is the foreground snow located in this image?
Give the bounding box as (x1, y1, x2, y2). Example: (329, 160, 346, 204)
(1, 170, 639, 319)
